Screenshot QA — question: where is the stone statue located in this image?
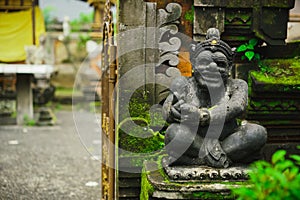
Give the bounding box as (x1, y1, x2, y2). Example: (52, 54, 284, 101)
(25, 34, 49, 65)
(163, 28, 267, 168)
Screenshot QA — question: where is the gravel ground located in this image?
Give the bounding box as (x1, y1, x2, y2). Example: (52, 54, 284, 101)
(0, 110, 102, 200)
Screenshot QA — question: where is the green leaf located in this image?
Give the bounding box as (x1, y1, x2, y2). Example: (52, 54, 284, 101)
(273, 171, 288, 186)
(237, 44, 248, 52)
(291, 189, 300, 199)
(290, 166, 299, 176)
(275, 160, 294, 172)
(254, 160, 271, 168)
(245, 51, 255, 61)
(246, 44, 254, 50)
(254, 53, 260, 61)
(249, 38, 258, 47)
(290, 154, 300, 162)
(234, 188, 256, 199)
(272, 150, 286, 164)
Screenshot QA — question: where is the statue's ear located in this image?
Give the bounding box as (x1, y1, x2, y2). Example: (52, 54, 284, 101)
(190, 43, 196, 62)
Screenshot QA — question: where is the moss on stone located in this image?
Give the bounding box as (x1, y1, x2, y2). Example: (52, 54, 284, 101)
(252, 58, 300, 86)
(249, 100, 297, 110)
(140, 170, 154, 200)
(140, 157, 252, 200)
(118, 92, 166, 154)
(184, 6, 194, 22)
(119, 128, 164, 153)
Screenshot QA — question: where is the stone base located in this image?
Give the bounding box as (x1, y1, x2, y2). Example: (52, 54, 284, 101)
(37, 108, 55, 126)
(162, 157, 250, 182)
(141, 159, 251, 200)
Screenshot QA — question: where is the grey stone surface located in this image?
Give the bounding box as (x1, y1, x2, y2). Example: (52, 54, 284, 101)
(194, 7, 225, 42)
(16, 75, 33, 125)
(144, 160, 249, 199)
(0, 110, 101, 200)
(162, 157, 250, 181)
(118, 1, 183, 104)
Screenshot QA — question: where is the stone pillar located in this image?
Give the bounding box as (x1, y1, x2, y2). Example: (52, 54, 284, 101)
(16, 74, 33, 125)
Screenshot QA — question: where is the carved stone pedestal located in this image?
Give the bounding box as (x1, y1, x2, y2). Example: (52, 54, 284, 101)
(141, 157, 251, 200)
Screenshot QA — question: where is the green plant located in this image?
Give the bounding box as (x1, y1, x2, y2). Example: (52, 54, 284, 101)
(77, 34, 91, 51)
(237, 38, 273, 73)
(118, 92, 166, 153)
(232, 148, 300, 200)
(250, 58, 300, 85)
(23, 115, 36, 126)
(10, 111, 17, 118)
(184, 6, 194, 22)
(237, 38, 260, 61)
(128, 94, 166, 128)
(42, 6, 56, 26)
(70, 12, 94, 32)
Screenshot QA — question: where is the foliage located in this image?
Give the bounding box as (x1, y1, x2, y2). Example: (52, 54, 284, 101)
(232, 149, 300, 200)
(237, 38, 275, 74)
(42, 7, 93, 33)
(236, 38, 260, 61)
(128, 95, 150, 120)
(70, 12, 94, 32)
(23, 115, 36, 126)
(42, 6, 56, 26)
(140, 170, 154, 200)
(10, 111, 17, 118)
(119, 129, 164, 153)
(184, 6, 194, 22)
(118, 93, 166, 153)
(77, 34, 91, 51)
(128, 94, 166, 128)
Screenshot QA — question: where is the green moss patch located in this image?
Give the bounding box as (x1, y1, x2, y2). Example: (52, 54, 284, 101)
(119, 124, 164, 153)
(252, 58, 300, 86)
(118, 92, 166, 154)
(140, 170, 155, 200)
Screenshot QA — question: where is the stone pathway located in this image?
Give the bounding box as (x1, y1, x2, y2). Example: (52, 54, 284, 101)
(0, 110, 102, 200)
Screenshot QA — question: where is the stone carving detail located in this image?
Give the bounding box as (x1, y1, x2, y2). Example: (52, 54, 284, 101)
(225, 10, 252, 24)
(156, 3, 182, 67)
(162, 157, 250, 181)
(157, 3, 182, 37)
(249, 101, 300, 111)
(156, 67, 181, 103)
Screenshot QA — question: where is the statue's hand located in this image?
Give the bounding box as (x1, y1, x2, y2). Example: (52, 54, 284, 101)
(169, 100, 184, 122)
(180, 104, 210, 125)
(170, 106, 181, 121)
(180, 103, 200, 123)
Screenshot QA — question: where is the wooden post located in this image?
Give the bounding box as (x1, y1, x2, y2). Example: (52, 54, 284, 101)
(16, 75, 33, 125)
(108, 45, 116, 200)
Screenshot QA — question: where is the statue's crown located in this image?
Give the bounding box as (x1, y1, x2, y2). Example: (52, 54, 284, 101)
(190, 28, 234, 66)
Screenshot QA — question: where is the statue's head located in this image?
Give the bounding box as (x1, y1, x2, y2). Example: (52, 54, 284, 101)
(190, 28, 234, 88)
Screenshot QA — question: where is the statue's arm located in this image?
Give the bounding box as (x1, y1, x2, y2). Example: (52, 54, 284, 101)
(227, 79, 248, 118)
(207, 79, 248, 124)
(162, 94, 181, 123)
